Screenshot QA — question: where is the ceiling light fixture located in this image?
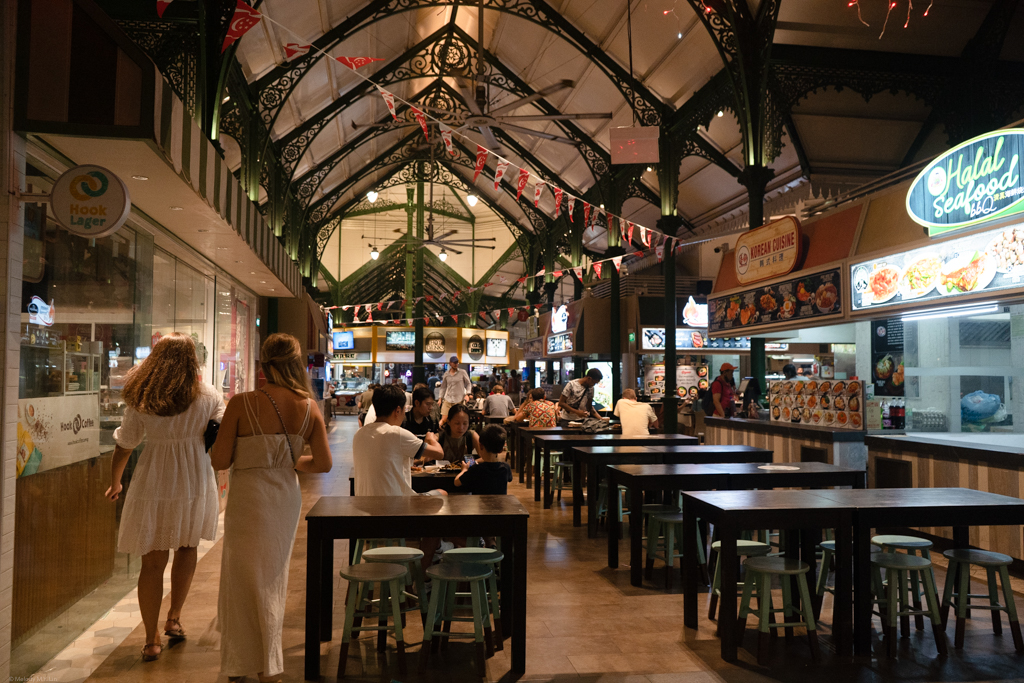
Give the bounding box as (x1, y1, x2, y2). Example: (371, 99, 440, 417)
(222, 95, 231, 104)
(466, 194, 478, 207)
(250, 271, 256, 274)
(370, 245, 379, 260)
(367, 190, 379, 203)
(439, 249, 448, 262)
(170, 206, 183, 211)
(645, 166, 653, 172)
(599, 203, 605, 209)
(717, 110, 724, 117)
(197, 229, 209, 232)
(260, 280, 267, 284)
(131, 175, 149, 181)
(677, 31, 683, 39)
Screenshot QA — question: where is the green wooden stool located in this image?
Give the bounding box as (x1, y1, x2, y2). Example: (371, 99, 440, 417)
(873, 535, 935, 635)
(737, 556, 820, 665)
(362, 546, 427, 625)
(553, 461, 573, 501)
(816, 540, 881, 597)
(420, 562, 493, 676)
(708, 539, 771, 620)
(871, 551, 946, 658)
(940, 548, 1023, 651)
(351, 538, 405, 565)
(442, 547, 504, 651)
(337, 562, 408, 678)
(596, 481, 629, 527)
(646, 512, 707, 588)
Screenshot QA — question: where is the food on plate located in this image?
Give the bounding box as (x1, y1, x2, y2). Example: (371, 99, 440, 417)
(819, 394, 831, 410)
(832, 381, 846, 395)
(811, 409, 823, 424)
(772, 406, 781, 420)
(806, 395, 817, 409)
(803, 380, 818, 394)
(941, 252, 988, 293)
(781, 407, 791, 421)
(901, 255, 942, 296)
(726, 299, 741, 320)
(691, 331, 704, 348)
(802, 408, 812, 423)
(698, 379, 709, 390)
(987, 227, 1024, 272)
(779, 297, 796, 319)
(818, 381, 832, 394)
(850, 412, 863, 428)
(795, 395, 806, 408)
(823, 410, 836, 425)
(816, 282, 839, 312)
(760, 293, 778, 312)
(836, 411, 849, 426)
(892, 362, 905, 387)
(833, 396, 846, 411)
(697, 366, 708, 377)
(645, 329, 664, 348)
(868, 265, 901, 303)
(875, 354, 894, 380)
(770, 395, 781, 407)
(740, 304, 758, 326)
(849, 396, 860, 412)
(783, 395, 794, 407)
(847, 380, 861, 395)
(796, 281, 812, 302)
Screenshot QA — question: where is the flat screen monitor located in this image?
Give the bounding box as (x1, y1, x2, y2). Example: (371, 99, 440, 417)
(486, 338, 507, 357)
(333, 331, 354, 350)
(385, 330, 416, 351)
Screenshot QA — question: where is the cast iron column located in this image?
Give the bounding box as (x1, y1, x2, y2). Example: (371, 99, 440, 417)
(658, 133, 681, 433)
(412, 167, 425, 385)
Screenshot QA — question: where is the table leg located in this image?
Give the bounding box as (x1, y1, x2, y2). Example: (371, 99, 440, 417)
(586, 461, 598, 537)
(953, 526, 970, 619)
(801, 528, 821, 616)
(512, 520, 528, 674)
(543, 447, 553, 509)
(499, 534, 512, 639)
(682, 498, 698, 631)
(320, 536, 334, 637)
(833, 520, 853, 658)
(607, 473, 620, 568)
(305, 520, 323, 681)
(518, 431, 525, 484)
(718, 524, 739, 661)
(532, 442, 540, 501)
(852, 519, 873, 656)
(629, 484, 644, 587)
(573, 455, 584, 528)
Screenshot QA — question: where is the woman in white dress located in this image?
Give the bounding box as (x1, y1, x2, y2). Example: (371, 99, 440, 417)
(212, 333, 332, 682)
(104, 333, 224, 662)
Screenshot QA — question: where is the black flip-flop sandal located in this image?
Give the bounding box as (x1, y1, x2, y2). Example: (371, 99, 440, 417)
(164, 618, 186, 639)
(141, 643, 162, 661)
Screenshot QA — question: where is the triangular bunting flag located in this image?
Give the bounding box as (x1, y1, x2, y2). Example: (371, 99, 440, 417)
(336, 56, 384, 70)
(516, 168, 529, 201)
(656, 244, 665, 262)
(567, 196, 575, 222)
(593, 262, 603, 279)
(354, 304, 361, 317)
(436, 314, 444, 324)
(377, 302, 384, 311)
(508, 307, 515, 317)
(640, 225, 650, 247)
(222, 0, 262, 53)
(451, 315, 459, 323)
(367, 310, 373, 322)
(536, 268, 546, 277)
(583, 203, 591, 230)
(553, 187, 563, 218)
(626, 221, 635, 246)
(517, 277, 526, 283)
(156, 0, 174, 18)
(553, 270, 562, 277)
(573, 266, 583, 280)
(425, 295, 434, 302)
(439, 124, 455, 155)
(341, 305, 351, 310)
(283, 43, 311, 60)
(410, 106, 429, 140)
(612, 256, 623, 273)
(473, 146, 488, 182)
(534, 183, 543, 208)
(378, 87, 398, 120)
(493, 159, 510, 190)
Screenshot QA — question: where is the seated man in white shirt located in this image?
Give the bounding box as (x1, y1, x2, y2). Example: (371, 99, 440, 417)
(613, 388, 659, 436)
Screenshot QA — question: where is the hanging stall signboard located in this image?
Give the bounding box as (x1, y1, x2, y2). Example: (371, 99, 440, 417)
(50, 165, 131, 239)
(907, 129, 1024, 237)
(709, 268, 842, 334)
(734, 216, 802, 285)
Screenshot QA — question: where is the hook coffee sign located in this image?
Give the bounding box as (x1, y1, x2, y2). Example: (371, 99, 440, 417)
(50, 165, 131, 239)
(907, 129, 1023, 237)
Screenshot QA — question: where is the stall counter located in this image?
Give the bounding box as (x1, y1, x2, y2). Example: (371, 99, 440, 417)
(704, 416, 867, 470)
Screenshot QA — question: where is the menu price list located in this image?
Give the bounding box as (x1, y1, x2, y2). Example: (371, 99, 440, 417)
(768, 378, 864, 430)
(710, 268, 842, 334)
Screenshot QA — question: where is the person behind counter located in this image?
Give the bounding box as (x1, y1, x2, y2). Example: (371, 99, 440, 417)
(782, 363, 806, 381)
(711, 363, 737, 418)
(613, 388, 658, 436)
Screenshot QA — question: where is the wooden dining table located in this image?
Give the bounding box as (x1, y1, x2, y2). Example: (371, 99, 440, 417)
(512, 426, 582, 486)
(303, 495, 529, 680)
(531, 433, 698, 508)
(567, 444, 773, 535)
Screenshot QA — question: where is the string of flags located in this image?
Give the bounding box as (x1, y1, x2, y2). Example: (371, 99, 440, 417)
(328, 297, 581, 327)
(164, 0, 696, 252)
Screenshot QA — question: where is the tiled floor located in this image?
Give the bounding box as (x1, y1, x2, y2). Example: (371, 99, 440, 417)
(63, 416, 1024, 683)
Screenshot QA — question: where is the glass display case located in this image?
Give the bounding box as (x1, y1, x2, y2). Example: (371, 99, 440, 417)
(19, 325, 102, 399)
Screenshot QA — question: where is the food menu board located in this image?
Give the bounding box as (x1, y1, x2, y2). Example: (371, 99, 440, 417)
(641, 327, 752, 350)
(709, 269, 842, 333)
(851, 222, 1024, 311)
(768, 379, 864, 430)
(643, 364, 709, 398)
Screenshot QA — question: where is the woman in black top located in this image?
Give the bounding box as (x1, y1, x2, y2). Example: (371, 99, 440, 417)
(437, 404, 480, 463)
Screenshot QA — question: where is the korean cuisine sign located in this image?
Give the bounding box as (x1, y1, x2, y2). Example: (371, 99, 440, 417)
(851, 222, 1024, 311)
(709, 269, 842, 333)
(907, 129, 1024, 236)
(734, 216, 802, 284)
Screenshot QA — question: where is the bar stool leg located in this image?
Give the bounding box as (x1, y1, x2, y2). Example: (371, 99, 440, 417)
(796, 573, 821, 662)
(987, 567, 1003, 635)
(337, 578, 362, 679)
(736, 570, 755, 641)
(816, 545, 834, 597)
(899, 566, 912, 638)
(470, 580, 487, 676)
(478, 581, 495, 658)
(388, 578, 407, 674)
(377, 581, 389, 652)
(488, 571, 504, 650)
(920, 568, 947, 656)
(997, 566, 1024, 651)
(781, 574, 794, 641)
(440, 580, 457, 650)
(909, 560, 925, 631)
(664, 523, 676, 589)
(955, 559, 970, 649)
(757, 573, 773, 666)
(420, 578, 443, 669)
(886, 568, 899, 658)
(940, 558, 957, 629)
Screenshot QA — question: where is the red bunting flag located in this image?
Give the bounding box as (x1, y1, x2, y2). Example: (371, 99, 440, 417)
(517, 277, 526, 283)
(567, 196, 575, 222)
(533, 303, 542, 309)
(640, 225, 650, 247)
(282, 43, 311, 60)
(574, 266, 584, 280)
(612, 256, 623, 273)
(336, 56, 384, 70)
(516, 168, 530, 201)
(473, 146, 488, 182)
(583, 203, 591, 229)
(439, 124, 455, 155)
(366, 310, 373, 322)
(221, 1, 262, 53)
(341, 305, 351, 311)
(553, 187, 563, 218)
(156, 0, 174, 17)
(378, 87, 398, 120)
(436, 314, 444, 324)
(534, 183, 544, 207)
(354, 304, 361, 317)
(377, 302, 384, 311)
(626, 221, 635, 245)
(508, 307, 515, 317)
(553, 270, 562, 277)
(410, 106, 429, 140)
(425, 295, 434, 302)
(451, 315, 459, 323)
(656, 244, 664, 262)
(493, 159, 510, 190)
(593, 262, 603, 279)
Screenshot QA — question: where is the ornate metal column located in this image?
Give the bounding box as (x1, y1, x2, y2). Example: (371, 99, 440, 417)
(658, 133, 682, 433)
(606, 181, 625, 405)
(413, 172, 425, 386)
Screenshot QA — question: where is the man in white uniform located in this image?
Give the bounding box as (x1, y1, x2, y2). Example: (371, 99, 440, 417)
(613, 389, 659, 436)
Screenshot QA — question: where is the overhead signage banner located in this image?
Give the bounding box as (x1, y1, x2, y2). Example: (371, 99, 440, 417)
(547, 332, 573, 355)
(50, 165, 131, 239)
(850, 222, 1024, 311)
(734, 216, 802, 285)
(709, 268, 842, 333)
(907, 129, 1024, 237)
(680, 296, 708, 327)
(640, 328, 751, 351)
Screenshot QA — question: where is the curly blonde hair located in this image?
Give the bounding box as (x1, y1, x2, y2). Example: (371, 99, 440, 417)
(122, 333, 200, 416)
(261, 333, 312, 398)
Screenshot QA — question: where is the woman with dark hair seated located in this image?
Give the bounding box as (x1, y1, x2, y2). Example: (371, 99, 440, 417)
(434, 404, 481, 464)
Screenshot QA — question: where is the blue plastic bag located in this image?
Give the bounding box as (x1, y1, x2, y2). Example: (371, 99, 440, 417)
(961, 390, 1001, 422)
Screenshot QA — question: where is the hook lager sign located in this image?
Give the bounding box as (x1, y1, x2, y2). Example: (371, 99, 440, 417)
(50, 165, 130, 239)
(907, 129, 1023, 237)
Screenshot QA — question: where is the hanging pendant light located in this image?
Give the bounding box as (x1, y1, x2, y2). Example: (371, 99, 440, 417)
(439, 249, 448, 262)
(466, 194, 478, 207)
(370, 245, 379, 260)
(367, 190, 378, 203)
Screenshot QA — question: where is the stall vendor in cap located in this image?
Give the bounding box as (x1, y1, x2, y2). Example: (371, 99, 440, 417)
(711, 362, 737, 418)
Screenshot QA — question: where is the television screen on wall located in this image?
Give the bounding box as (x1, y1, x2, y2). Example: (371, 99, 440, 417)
(486, 338, 507, 357)
(385, 330, 416, 351)
(333, 331, 354, 350)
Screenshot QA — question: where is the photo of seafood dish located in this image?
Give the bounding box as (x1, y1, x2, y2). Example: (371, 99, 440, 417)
(781, 407, 791, 421)
(726, 299, 741, 321)
(836, 411, 849, 426)
(833, 396, 846, 411)
(760, 292, 778, 312)
(772, 406, 781, 420)
(783, 395, 794, 408)
(740, 304, 758, 325)
(850, 412, 863, 428)
(940, 252, 995, 294)
(987, 226, 1024, 273)
(811, 409, 823, 424)
(848, 396, 860, 412)
(802, 408, 812, 424)
(823, 410, 836, 425)
(819, 394, 831, 410)
(867, 265, 901, 304)
(779, 296, 797, 319)
(892, 361, 904, 388)
(847, 380, 861, 395)
(818, 381, 832, 394)
(795, 395, 806, 408)
(875, 354, 895, 381)
(781, 381, 794, 394)
(816, 282, 839, 313)
(806, 395, 817, 409)
(900, 254, 942, 298)
(803, 380, 818, 394)
(832, 381, 846, 395)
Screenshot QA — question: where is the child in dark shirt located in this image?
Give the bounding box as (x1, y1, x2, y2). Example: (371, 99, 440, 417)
(454, 425, 512, 495)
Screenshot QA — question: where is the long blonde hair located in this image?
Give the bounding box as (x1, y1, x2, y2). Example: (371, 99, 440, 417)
(122, 333, 200, 416)
(261, 333, 312, 398)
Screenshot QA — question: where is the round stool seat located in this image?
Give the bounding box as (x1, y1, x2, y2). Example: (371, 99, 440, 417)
(942, 548, 1013, 567)
(712, 539, 771, 554)
(426, 562, 492, 582)
(744, 556, 809, 575)
(362, 547, 424, 563)
(340, 562, 408, 582)
(554, 461, 572, 467)
(651, 512, 684, 524)
(821, 540, 882, 553)
(870, 551, 932, 570)
(872, 534, 933, 550)
(442, 548, 504, 564)
(641, 504, 679, 515)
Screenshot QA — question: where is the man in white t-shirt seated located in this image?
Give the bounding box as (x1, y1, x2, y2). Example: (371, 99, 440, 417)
(613, 388, 658, 436)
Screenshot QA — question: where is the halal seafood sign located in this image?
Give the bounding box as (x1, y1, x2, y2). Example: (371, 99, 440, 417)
(907, 129, 1024, 236)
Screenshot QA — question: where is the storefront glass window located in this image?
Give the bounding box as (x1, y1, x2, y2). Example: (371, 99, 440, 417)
(216, 283, 256, 400)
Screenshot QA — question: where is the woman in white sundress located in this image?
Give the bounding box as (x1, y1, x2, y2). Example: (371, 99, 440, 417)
(211, 333, 332, 683)
(105, 333, 225, 662)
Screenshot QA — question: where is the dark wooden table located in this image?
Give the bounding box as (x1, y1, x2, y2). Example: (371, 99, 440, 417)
(348, 471, 463, 495)
(532, 433, 698, 508)
(513, 426, 582, 486)
(806, 487, 1024, 656)
(304, 495, 529, 679)
(681, 489, 857, 662)
(569, 445, 773, 535)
